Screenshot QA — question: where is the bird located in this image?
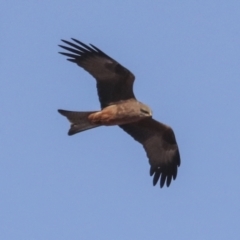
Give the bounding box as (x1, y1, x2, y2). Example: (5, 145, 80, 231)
(58, 38, 181, 188)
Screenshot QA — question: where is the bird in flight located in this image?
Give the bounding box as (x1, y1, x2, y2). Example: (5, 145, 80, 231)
(58, 38, 181, 188)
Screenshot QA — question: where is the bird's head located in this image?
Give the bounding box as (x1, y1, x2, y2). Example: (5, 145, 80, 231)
(139, 102, 152, 118)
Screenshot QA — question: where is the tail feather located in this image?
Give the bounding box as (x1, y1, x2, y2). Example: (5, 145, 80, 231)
(58, 109, 100, 135)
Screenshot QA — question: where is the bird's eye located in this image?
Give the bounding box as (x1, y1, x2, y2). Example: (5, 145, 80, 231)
(140, 109, 149, 114)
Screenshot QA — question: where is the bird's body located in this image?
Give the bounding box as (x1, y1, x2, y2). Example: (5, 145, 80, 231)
(89, 99, 152, 126)
(58, 38, 180, 188)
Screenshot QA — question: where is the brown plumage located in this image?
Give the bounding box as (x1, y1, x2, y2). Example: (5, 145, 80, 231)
(58, 38, 180, 188)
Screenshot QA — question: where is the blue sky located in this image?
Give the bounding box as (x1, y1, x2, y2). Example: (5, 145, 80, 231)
(1, 1, 240, 239)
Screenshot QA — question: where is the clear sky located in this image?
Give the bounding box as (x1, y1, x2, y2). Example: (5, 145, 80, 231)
(1, 1, 240, 239)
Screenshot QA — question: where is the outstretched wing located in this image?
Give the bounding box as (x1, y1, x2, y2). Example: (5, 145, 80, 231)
(59, 38, 135, 108)
(119, 118, 180, 188)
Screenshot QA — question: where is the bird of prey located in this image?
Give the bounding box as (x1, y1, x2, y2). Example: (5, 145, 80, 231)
(58, 38, 180, 188)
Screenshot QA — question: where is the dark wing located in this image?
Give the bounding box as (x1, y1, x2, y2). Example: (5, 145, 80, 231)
(59, 38, 135, 108)
(119, 118, 180, 188)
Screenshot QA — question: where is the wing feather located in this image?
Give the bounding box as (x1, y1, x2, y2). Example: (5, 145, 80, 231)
(119, 118, 180, 188)
(59, 38, 135, 108)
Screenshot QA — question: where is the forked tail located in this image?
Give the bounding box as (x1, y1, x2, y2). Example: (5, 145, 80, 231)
(58, 109, 100, 135)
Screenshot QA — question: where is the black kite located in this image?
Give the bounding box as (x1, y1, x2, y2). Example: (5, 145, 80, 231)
(58, 38, 181, 188)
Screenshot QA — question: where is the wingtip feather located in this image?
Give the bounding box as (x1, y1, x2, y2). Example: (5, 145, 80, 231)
(150, 167, 155, 176)
(152, 171, 160, 186)
(160, 174, 167, 188)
